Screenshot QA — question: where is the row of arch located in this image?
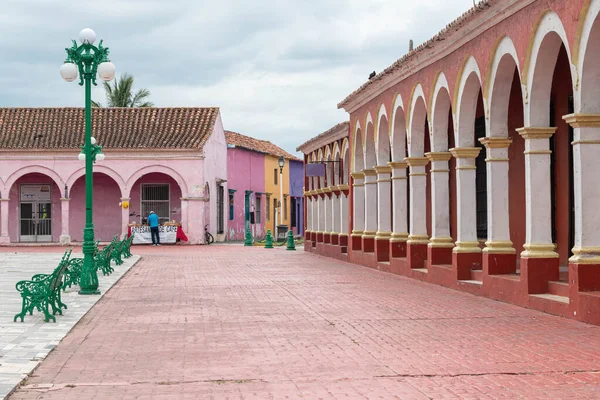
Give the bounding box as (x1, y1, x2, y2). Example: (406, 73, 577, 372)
(306, 138, 350, 191)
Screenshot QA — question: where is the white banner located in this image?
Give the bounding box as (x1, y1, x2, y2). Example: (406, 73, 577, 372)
(20, 184, 52, 202)
(130, 225, 178, 244)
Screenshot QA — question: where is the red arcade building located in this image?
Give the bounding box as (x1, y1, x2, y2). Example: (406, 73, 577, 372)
(300, 0, 600, 325)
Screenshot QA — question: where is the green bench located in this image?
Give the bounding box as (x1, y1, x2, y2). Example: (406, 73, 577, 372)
(14, 249, 72, 323)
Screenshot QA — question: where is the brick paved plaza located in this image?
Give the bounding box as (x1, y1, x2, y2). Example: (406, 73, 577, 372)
(4, 245, 600, 399)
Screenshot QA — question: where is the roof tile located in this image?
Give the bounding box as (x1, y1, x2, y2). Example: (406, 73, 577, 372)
(225, 131, 301, 161)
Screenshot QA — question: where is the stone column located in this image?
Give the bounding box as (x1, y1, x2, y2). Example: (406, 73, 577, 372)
(0, 198, 10, 244)
(120, 197, 131, 240)
(563, 115, 600, 298)
(516, 128, 559, 293)
(449, 148, 482, 279)
(405, 157, 429, 268)
(323, 188, 332, 244)
(59, 198, 71, 245)
(388, 161, 409, 258)
(330, 187, 340, 245)
(362, 169, 378, 253)
(374, 166, 392, 261)
(351, 172, 365, 251)
(479, 138, 516, 275)
(339, 185, 350, 248)
(318, 189, 326, 243)
(425, 152, 454, 265)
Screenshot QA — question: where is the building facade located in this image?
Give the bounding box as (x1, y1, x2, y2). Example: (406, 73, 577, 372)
(301, 0, 600, 325)
(226, 131, 303, 241)
(0, 107, 228, 245)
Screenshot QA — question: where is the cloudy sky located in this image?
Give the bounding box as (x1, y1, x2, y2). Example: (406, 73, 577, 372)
(1, 0, 475, 155)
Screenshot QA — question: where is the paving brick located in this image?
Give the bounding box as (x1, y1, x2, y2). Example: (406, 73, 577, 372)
(5, 245, 600, 399)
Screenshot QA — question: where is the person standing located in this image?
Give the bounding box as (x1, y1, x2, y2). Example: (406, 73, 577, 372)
(148, 211, 160, 246)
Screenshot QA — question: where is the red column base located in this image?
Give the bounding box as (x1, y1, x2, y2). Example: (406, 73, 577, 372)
(428, 246, 453, 265)
(407, 243, 428, 269)
(390, 240, 407, 258)
(483, 253, 517, 275)
(324, 233, 331, 244)
(351, 235, 362, 251)
(570, 263, 600, 325)
(453, 252, 482, 280)
(331, 233, 339, 246)
(339, 234, 348, 247)
(521, 257, 559, 294)
(317, 232, 324, 243)
(375, 238, 390, 262)
(304, 231, 311, 241)
(362, 237, 375, 253)
(569, 263, 600, 292)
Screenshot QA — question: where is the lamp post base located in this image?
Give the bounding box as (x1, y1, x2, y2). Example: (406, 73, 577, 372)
(79, 288, 101, 295)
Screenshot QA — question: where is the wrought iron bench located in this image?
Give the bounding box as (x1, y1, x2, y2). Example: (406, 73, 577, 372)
(63, 241, 100, 290)
(14, 249, 72, 323)
(110, 235, 126, 266)
(97, 241, 115, 276)
(122, 233, 134, 259)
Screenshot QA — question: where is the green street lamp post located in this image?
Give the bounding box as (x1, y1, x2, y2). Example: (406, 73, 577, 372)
(60, 28, 115, 295)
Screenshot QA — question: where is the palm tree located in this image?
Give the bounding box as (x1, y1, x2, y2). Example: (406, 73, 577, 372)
(92, 73, 154, 108)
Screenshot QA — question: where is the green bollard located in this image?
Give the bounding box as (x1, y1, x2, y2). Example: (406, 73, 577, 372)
(286, 230, 296, 251)
(265, 230, 274, 249)
(244, 226, 253, 246)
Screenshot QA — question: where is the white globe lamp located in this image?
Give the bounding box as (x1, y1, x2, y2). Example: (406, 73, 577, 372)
(79, 28, 96, 45)
(96, 153, 105, 161)
(60, 63, 78, 82)
(98, 62, 116, 82)
(78, 153, 86, 161)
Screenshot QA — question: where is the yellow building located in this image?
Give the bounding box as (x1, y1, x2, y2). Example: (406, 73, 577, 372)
(264, 154, 291, 235)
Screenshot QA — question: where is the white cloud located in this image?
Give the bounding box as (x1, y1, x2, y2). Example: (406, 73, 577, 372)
(0, 0, 475, 154)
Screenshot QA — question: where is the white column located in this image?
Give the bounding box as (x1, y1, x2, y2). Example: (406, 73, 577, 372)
(516, 128, 559, 258)
(450, 148, 481, 254)
(425, 152, 453, 248)
(564, 115, 600, 263)
(309, 194, 315, 233)
(340, 191, 349, 234)
(120, 197, 131, 239)
(317, 190, 325, 234)
(323, 188, 332, 235)
(388, 162, 409, 243)
(563, 115, 600, 264)
(405, 157, 429, 244)
(374, 166, 392, 240)
(60, 198, 71, 244)
(479, 138, 515, 254)
(351, 173, 365, 237)
(0, 198, 9, 244)
(307, 195, 313, 232)
(363, 169, 378, 239)
(331, 188, 340, 234)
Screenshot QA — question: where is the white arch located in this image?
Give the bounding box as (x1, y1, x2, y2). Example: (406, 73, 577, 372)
(408, 84, 427, 156)
(4, 165, 65, 197)
(577, 0, 600, 113)
(353, 121, 364, 173)
(376, 104, 391, 165)
(430, 72, 452, 151)
(66, 165, 126, 196)
(456, 56, 484, 147)
(333, 142, 341, 186)
(364, 112, 377, 169)
(324, 145, 333, 187)
(488, 36, 522, 137)
(525, 11, 575, 126)
(390, 94, 407, 161)
(341, 138, 350, 184)
(125, 165, 189, 198)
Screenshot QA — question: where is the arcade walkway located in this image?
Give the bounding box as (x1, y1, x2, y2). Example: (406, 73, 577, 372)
(8, 245, 600, 399)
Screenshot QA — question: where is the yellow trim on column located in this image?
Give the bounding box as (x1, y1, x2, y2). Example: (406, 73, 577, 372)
(351, 230, 364, 237)
(450, 147, 481, 158)
(362, 230, 377, 239)
(375, 231, 392, 240)
(569, 247, 600, 264)
(338, 184, 349, 191)
(521, 243, 559, 259)
(350, 172, 365, 180)
(523, 150, 552, 155)
(362, 168, 377, 176)
(425, 152, 452, 162)
(374, 166, 392, 174)
(563, 113, 600, 128)
(479, 137, 512, 148)
(483, 241, 516, 254)
(429, 236, 455, 248)
(405, 157, 429, 167)
(485, 158, 509, 162)
(516, 127, 556, 139)
(388, 161, 408, 169)
(407, 234, 429, 245)
(322, 187, 332, 194)
(453, 241, 482, 253)
(390, 232, 409, 242)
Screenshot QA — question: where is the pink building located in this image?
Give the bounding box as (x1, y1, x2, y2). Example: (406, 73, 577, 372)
(0, 107, 228, 245)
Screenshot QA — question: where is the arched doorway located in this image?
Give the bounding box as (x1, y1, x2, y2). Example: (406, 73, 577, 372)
(128, 173, 183, 225)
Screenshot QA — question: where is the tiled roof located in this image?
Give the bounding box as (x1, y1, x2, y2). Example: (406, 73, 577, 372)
(225, 130, 302, 161)
(0, 107, 220, 150)
(338, 0, 491, 108)
(296, 121, 349, 153)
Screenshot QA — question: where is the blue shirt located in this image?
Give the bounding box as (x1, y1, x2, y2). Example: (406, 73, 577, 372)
(148, 213, 159, 228)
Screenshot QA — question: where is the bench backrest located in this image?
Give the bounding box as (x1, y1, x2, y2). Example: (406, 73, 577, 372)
(49, 249, 72, 292)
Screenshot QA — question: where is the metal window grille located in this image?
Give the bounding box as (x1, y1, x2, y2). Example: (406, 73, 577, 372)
(141, 184, 170, 224)
(255, 196, 261, 223)
(217, 185, 224, 234)
(266, 195, 271, 220)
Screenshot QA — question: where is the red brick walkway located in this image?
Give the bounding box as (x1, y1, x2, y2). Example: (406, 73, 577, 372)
(8, 245, 600, 399)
